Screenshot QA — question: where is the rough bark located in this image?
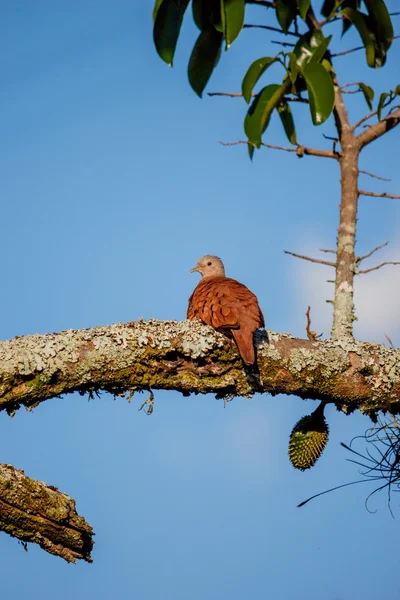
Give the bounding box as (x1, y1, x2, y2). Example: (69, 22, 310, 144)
(1, 320, 400, 419)
(331, 84, 359, 341)
(0, 464, 93, 563)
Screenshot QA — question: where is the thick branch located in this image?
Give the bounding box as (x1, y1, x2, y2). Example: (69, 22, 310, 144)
(357, 107, 400, 149)
(0, 464, 93, 563)
(1, 320, 400, 418)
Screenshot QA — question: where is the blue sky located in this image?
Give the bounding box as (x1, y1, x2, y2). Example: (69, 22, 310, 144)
(1, 2, 399, 598)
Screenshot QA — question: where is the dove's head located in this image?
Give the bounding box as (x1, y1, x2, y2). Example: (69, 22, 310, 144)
(190, 255, 225, 278)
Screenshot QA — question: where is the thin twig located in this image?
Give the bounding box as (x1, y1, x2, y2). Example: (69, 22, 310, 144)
(243, 23, 301, 37)
(352, 97, 395, 131)
(331, 45, 364, 58)
(245, 0, 275, 7)
(359, 190, 400, 199)
(340, 82, 361, 90)
(220, 140, 339, 159)
(385, 334, 396, 350)
(356, 242, 389, 263)
(306, 306, 323, 341)
(359, 170, 391, 182)
(333, 36, 399, 59)
(207, 92, 308, 103)
(320, 248, 336, 254)
(271, 40, 296, 48)
(284, 250, 336, 267)
(359, 262, 400, 274)
(208, 92, 244, 97)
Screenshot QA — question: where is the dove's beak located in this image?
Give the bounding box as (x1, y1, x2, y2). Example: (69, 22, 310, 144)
(190, 265, 199, 273)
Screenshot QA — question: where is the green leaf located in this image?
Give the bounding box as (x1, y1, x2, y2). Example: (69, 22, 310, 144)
(277, 101, 297, 144)
(377, 92, 389, 121)
(309, 34, 332, 63)
(153, 0, 164, 22)
(244, 81, 290, 147)
(192, 0, 223, 31)
(188, 26, 223, 97)
(288, 52, 299, 83)
(321, 58, 333, 72)
(241, 56, 278, 103)
(321, 0, 337, 18)
(341, 8, 377, 68)
(303, 61, 335, 125)
(358, 83, 374, 110)
(276, 0, 297, 34)
(293, 34, 315, 68)
(297, 0, 310, 20)
(153, 0, 190, 66)
(394, 85, 400, 97)
(221, 0, 245, 49)
(364, 0, 394, 58)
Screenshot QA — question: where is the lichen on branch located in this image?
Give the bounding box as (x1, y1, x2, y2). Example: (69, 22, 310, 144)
(1, 319, 400, 419)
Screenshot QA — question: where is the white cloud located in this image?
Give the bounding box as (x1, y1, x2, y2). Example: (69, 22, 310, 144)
(288, 238, 400, 344)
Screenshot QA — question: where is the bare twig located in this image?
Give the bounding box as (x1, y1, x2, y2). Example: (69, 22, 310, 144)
(352, 97, 395, 131)
(359, 170, 391, 182)
(245, 0, 275, 7)
(340, 83, 361, 90)
(208, 92, 244, 98)
(271, 40, 296, 48)
(306, 306, 323, 341)
(332, 45, 364, 58)
(220, 140, 339, 159)
(356, 242, 389, 263)
(284, 250, 336, 267)
(333, 37, 399, 59)
(320, 248, 336, 254)
(244, 23, 300, 37)
(359, 190, 400, 199)
(359, 262, 400, 274)
(207, 92, 308, 103)
(385, 334, 396, 350)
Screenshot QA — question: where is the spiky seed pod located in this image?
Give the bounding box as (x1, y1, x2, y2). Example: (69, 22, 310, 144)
(288, 403, 329, 471)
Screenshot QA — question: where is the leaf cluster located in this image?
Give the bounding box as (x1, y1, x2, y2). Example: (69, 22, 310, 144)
(153, 1, 395, 150)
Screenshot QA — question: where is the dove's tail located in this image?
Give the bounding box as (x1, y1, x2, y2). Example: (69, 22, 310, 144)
(232, 328, 256, 366)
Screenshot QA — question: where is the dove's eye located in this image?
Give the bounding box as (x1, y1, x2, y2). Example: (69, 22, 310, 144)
(207, 261, 212, 266)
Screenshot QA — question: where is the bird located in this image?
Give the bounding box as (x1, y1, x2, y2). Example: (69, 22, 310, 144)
(187, 255, 264, 366)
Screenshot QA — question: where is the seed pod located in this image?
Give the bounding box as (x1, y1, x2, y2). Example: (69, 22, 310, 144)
(289, 403, 329, 471)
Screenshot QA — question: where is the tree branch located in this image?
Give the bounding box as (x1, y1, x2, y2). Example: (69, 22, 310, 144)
(359, 170, 391, 182)
(208, 92, 308, 103)
(0, 464, 93, 563)
(245, 0, 275, 7)
(358, 262, 400, 274)
(219, 140, 339, 159)
(357, 107, 400, 149)
(359, 190, 400, 199)
(284, 250, 336, 267)
(2, 320, 400, 418)
(243, 23, 300, 37)
(356, 241, 389, 263)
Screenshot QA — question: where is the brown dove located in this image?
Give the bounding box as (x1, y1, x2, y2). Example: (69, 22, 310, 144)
(187, 255, 264, 366)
